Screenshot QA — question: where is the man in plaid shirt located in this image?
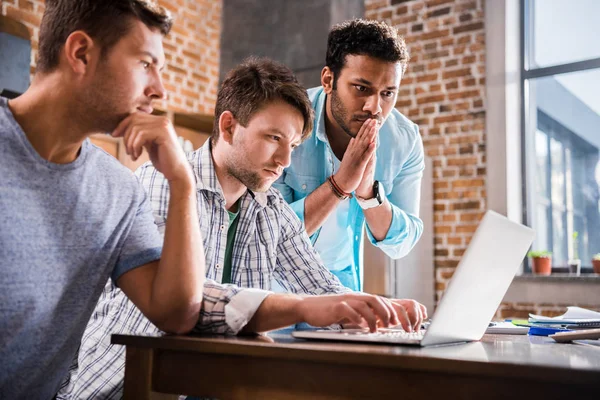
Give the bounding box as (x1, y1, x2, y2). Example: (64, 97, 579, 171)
(58, 57, 427, 399)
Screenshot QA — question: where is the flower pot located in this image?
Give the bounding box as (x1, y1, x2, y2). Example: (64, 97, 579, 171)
(568, 259, 581, 275)
(592, 259, 600, 274)
(531, 256, 552, 275)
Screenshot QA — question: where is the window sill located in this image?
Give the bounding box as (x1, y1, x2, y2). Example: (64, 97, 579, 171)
(515, 273, 600, 283)
(504, 273, 600, 305)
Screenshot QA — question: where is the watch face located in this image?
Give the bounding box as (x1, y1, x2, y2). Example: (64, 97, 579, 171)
(374, 181, 383, 204)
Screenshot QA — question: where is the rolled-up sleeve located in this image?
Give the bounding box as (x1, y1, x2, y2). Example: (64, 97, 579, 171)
(366, 127, 425, 259)
(192, 280, 271, 335)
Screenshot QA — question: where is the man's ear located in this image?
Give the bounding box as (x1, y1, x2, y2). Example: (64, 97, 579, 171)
(63, 30, 97, 75)
(321, 66, 334, 94)
(218, 111, 237, 145)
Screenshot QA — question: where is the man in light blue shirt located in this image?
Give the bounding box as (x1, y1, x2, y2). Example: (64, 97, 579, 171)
(274, 19, 425, 291)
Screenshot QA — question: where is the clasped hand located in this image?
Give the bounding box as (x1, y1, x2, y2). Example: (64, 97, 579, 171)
(334, 119, 379, 199)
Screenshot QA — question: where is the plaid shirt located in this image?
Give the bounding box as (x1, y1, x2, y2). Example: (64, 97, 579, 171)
(57, 141, 349, 399)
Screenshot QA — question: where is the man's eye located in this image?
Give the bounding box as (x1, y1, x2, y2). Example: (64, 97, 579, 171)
(270, 135, 280, 141)
(141, 61, 151, 69)
(354, 85, 367, 92)
(382, 91, 395, 98)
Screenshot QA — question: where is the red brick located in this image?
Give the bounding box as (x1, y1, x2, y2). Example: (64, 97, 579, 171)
(435, 259, 460, 269)
(417, 94, 446, 105)
(443, 146, 458, 156)
(416, 73, 439, 83)
(442, 68, 472, 79)
(420, 29, 450, 41)
(434, 225, 452, 235)
(440, 37, 454, 47)
(430, 83, 442, 92)
(426, 0, 454, 8)
(453, 248, 466, 257)
(453, 21, 484, 35)
(460, 212, 485, 222)
(442, 169, 457, 178)
(452, 179, 484, 188)
(457, 35, 471, 45)
(434, 114, 465, 124)
(447, 236, 462, 245)
(448, 89, 480, 100)
(435, 248, 450, 257)
(395, 99, 412, 108)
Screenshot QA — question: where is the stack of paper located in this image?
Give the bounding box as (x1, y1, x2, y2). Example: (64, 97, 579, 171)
(529, 307, 600, 329)
(485, 321, 529, 334)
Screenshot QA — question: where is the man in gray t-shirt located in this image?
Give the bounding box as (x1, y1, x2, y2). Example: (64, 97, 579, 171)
(0, 97, 163, 397)
(0, 2, 205, 398)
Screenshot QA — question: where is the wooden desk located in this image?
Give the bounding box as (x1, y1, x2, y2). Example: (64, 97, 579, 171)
(112, 332, 600, 399)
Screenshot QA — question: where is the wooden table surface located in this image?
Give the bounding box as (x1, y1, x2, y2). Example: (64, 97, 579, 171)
(112, 332, 600, 399)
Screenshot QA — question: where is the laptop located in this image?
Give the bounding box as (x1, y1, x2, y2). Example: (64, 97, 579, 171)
(292, 210, 535, 346)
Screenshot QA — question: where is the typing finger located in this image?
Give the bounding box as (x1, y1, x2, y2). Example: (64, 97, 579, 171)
(391, 302, 413, 332)
(349, 300, 379, 333)
(377, 296, 400, 326)
(335, 301, 364, 326)
(420, 303, 428, 320)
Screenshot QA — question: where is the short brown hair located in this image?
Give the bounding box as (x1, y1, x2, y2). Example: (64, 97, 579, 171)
(37, 0, 173, 73)
(212, 57, 314, 145)
(326, 19, 409, 87)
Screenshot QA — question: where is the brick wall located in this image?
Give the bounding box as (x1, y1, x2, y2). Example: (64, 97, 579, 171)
(0, 0, 220, 115)
(366, 0, 599, 318)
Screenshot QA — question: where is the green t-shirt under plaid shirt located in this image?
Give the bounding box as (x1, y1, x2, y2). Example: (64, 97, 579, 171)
(222, 205, 240, 284)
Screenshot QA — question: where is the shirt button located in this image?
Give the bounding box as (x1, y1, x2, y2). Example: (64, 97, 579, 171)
(220, 225, 225, 230)
(216, 264, 220, 269)
(302, 184, 307, 190)
(355, 235, 359, 241)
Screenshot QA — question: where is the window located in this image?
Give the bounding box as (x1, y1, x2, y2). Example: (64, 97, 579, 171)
(522, 0, 600, 271)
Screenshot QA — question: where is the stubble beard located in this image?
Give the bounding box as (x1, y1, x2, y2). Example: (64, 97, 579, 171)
(330, 88, 356, 138)
(225, 148, 271, 193)
(330, 89, 385, 140)
(77, 63, 133, 134)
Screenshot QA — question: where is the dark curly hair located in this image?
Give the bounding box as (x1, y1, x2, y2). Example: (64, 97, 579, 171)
(37, 0, 172, 73)
(212, 57, 314, 145)
(326, 19, 409, 88)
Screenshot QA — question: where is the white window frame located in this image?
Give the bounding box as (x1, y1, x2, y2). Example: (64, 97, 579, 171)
(484, 0, 600, 305)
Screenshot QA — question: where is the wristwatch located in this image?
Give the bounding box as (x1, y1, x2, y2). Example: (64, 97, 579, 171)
(356, 181, 385, 210)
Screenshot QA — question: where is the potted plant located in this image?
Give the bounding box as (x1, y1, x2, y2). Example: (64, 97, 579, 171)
(527, 250, 552, 275)
(593, 254, 600, 274)
(568, 231, 581, 275)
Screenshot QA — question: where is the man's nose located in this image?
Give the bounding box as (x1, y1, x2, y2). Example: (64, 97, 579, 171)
(274, 146, 293, 168)
(363, 94, 382, 116)
(146, 73, 167, 100)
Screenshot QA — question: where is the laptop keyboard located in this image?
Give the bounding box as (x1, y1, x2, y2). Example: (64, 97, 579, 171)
(328, 328, 426, 343)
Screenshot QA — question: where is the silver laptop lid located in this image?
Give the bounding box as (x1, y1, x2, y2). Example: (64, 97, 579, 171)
(421, 210, 535, 346)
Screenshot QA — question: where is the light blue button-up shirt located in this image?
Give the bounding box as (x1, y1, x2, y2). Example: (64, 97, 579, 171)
(273, 86, 425, 291)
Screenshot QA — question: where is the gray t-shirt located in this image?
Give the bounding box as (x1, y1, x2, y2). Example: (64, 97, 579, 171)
(0, 97, 163, 399)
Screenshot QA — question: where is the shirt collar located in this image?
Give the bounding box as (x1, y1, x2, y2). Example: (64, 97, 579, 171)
(314, 89, 329, 144)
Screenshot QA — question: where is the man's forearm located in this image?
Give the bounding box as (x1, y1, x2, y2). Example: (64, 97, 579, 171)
(242, 293, 304, 333)
(153, 176, 205, 331)
(363, 200, 393, 241)
(303, 182, 343, 236)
